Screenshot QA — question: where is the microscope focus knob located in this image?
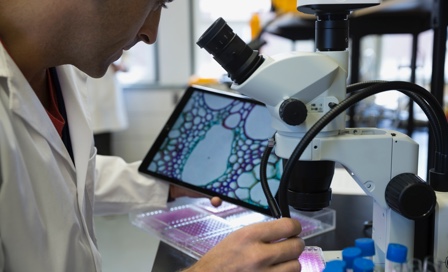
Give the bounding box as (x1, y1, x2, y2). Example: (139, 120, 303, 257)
(385, 173, 436, 220)
(279, 98, 307, 126)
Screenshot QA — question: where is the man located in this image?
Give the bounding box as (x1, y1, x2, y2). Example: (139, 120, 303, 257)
(0, 0, 305, 271)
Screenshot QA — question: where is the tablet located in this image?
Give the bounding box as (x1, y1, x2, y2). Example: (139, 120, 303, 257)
(138, 85, 282, 215)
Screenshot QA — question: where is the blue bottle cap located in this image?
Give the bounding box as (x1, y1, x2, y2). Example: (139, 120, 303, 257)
(342, 247, 362, 268)
(353, 257, 375, 272)
(323, 260, 347, 272)
(386, 243, 408, 263)
(355, 238, 375, 257)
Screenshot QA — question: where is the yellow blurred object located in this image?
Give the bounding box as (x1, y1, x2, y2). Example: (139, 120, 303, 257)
(250, 12, 262, 39)
(188, 76, 219, 86)
(272, 0, 298, 13)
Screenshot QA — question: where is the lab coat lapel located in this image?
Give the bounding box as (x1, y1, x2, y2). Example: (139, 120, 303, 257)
(1, 48, 74, 167)
(56, 66, 93, 209)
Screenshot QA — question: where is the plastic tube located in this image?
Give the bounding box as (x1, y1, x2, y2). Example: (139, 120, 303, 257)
(385, 243, 408, 272)
(355, 238, 375, 261)
(343, 247, 362, 271)
(353, 258, 375, 272)
(324, 260, 347, 272)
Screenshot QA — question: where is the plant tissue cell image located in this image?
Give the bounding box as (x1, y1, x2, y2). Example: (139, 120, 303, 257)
(148, 91, 282, 209)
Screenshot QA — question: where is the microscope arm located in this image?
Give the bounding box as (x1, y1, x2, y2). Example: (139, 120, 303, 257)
(276, 127, 419, 262)
(275, 128, 419, 208)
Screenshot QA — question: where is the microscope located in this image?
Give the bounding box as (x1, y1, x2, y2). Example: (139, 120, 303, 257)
(197, 0, 448, 270)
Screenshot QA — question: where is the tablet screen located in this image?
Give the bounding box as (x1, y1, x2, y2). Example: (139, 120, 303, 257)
(139, 85, 282, 215)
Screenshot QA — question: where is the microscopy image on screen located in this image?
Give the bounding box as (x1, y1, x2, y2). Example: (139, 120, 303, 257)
(147, 91, 282, 209)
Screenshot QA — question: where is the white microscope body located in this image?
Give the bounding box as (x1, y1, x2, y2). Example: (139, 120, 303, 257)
(197, 0, 448, 269)
(232, 40, 419, 268)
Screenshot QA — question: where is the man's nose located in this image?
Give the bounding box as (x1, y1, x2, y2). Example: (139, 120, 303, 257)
(139, 7, 162, 44)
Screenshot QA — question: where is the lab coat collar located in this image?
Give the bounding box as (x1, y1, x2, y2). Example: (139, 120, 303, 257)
(0, 43, 94, 211)
(0, 43, 12, 82)
(0, 44, 75, 172)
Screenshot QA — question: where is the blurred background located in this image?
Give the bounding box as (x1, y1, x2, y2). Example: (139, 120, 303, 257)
(109, 0, 445, 178)
(94, 1, 447, 270)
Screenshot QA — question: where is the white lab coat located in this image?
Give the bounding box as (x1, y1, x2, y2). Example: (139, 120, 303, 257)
(0, 44, 170, 271)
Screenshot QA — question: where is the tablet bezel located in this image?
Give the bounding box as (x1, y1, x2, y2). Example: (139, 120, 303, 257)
(138, 85, 278, 216)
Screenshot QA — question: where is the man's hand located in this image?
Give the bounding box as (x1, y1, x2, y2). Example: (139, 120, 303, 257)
(169, 184, 222, 207)
(183, 218, 305, 272)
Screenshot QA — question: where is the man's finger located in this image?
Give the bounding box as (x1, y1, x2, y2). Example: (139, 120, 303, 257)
(249, 218, 302, 243)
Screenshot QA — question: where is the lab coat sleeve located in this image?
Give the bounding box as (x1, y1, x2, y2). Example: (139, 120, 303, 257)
(93, 155, 170, 215)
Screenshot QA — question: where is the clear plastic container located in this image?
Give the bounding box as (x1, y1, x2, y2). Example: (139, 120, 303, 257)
(130, 198, 335, 263)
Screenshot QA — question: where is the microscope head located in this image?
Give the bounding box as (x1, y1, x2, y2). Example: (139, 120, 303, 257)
(197, 1, 380, 213)
(197, 18, 337, 212)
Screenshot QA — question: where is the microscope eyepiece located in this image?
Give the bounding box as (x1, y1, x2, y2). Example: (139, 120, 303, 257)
(197, 17, 264, 84)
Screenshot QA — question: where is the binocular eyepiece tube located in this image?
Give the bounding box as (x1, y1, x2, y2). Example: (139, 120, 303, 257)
(196, 17, 264, 85)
